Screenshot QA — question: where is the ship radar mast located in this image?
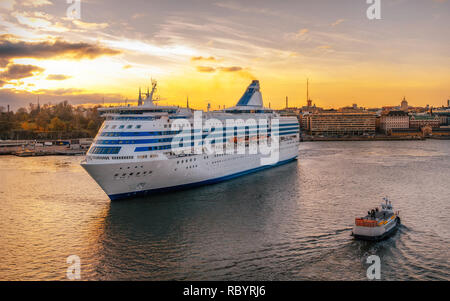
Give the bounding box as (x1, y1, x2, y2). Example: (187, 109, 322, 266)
(144, 79, 159, 106)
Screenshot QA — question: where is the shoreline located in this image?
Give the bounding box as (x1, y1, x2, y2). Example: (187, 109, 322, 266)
(301, 136, 450, 142)
(0, 149, 87, 156)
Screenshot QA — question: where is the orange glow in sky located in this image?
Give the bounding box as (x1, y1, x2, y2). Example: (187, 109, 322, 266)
(1, 0, 449, 110)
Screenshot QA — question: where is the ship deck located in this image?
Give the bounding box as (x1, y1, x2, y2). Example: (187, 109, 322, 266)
(363, 211, 394, 221)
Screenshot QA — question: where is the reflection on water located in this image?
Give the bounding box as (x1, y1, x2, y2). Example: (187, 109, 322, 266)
(0, 140, 449, 280)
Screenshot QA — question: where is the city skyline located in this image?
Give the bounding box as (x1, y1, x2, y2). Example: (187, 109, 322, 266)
(1, 0, 449, 110)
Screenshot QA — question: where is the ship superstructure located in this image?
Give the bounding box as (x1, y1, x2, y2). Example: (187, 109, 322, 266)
(81, 80, 300, 200)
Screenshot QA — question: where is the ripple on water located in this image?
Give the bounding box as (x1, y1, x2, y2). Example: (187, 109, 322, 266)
(0, 141, 449, 280)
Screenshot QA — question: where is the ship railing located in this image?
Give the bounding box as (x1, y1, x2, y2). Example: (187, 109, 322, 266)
(355, 218, 378, 227)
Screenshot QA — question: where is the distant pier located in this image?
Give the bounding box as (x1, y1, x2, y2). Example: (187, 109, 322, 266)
(0, 139, 91, 157)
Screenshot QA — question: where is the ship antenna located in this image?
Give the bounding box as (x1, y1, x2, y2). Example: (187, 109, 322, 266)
(146, 78, 157, 106)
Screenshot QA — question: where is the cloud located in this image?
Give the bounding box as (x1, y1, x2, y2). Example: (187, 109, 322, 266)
(0, 58, 9, 68)
(34, 88, 84, 95)
(214, 1, 285, 17)
(0, 63, 44, 80)
(72, 20, 109, 30)
(195, 65, 244, 73)
(0, 0, 15, 10)
(285, 28, 309, 41)
(132, 13, 147, 19)
(0, 36, 121, 65)
(46, 74, 71, 80)
(0, 88, 123, 110)
(297, 28, 309, 37)
(191, 56, 217, 62)
(21, 0, 52, 7)
(218, 66, 242, 72)
(331, 19, 345, 27)
(122, 64, 132, 69)
(12, 11, 69, 33)
(196, 66, 216, 72)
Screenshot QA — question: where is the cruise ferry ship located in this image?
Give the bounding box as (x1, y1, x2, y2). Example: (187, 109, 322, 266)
(81, 80, 299, 200)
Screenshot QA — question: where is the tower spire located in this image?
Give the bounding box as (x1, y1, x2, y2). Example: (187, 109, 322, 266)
(307, 78, 312, 107)
(186, 96, 189, 108)
(138, 87, 142, 106)
(307, 78, 309, 102)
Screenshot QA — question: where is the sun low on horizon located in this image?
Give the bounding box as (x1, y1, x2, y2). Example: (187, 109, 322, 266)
(0, 0, 449, 111)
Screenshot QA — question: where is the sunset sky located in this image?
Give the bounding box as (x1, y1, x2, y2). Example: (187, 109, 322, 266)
(0, 0, 449, 111)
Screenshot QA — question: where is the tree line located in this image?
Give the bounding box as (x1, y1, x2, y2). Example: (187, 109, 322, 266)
(0, 100, 104, 140)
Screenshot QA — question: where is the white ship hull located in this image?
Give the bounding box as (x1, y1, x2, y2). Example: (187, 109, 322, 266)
(82, 141, 298, 200)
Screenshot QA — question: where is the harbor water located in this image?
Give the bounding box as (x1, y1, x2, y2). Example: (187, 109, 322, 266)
(0, 140, 449, 280)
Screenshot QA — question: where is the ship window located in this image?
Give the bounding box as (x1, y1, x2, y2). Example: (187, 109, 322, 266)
(119, 125, 124, 129)
(112, 125, 117, 129)
(104, 125, 109, 129)
(136, 125, 141, 129)
(127, 125, 132, 129)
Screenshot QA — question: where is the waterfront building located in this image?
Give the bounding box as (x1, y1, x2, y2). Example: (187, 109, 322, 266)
(433, 110, 450, 126)
(375, 115, 381, 132)
(429, 127, 450, 137)
(299, 112, 311, 130)
(401, 97, 409, 111)
(389, 128, 422, 138)
(308, 112, 376, 136)
(409, 114, 440, 129)
(338, 105, 365, 113)
(380, 110, 410, 134)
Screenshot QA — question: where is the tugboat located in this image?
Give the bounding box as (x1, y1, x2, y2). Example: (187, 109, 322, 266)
(352, 197, 401, 241)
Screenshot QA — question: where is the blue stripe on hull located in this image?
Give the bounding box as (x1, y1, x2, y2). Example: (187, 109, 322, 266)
(108, 156, 298, 200)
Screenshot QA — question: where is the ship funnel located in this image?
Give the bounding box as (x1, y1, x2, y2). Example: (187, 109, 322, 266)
(236, 80, 263, 107)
